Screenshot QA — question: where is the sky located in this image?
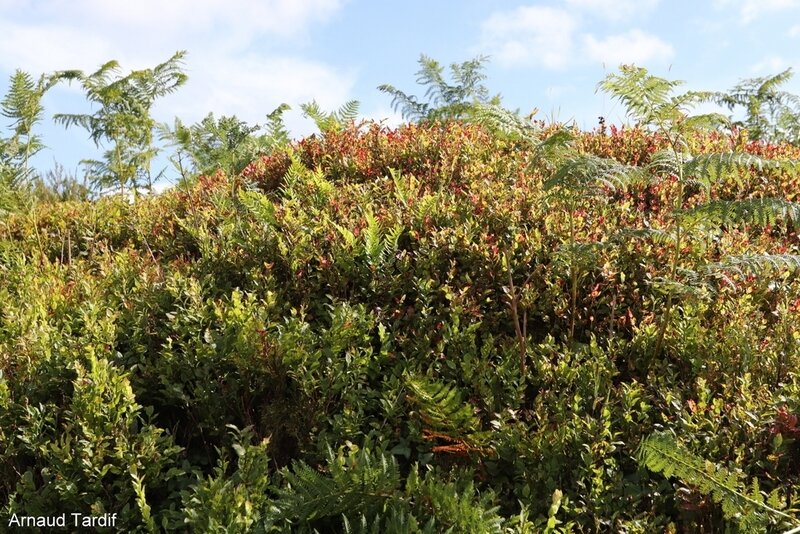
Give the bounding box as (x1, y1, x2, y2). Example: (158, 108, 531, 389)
(1, 0, 799, 186)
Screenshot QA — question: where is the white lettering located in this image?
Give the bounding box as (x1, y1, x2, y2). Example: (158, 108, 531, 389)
(7, 514, 66, 527)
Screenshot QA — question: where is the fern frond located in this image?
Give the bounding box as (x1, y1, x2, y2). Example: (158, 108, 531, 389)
(377, 84, 429, 122)
(274, 444, 509, 533)
(404, 374, 483, 443)
(273, 444, 403, 526)
(684, 152, 799, 187)
(363, 210, 383, 266)
(301, 100, 361, 133)
(333, 220, 357, 249)
(300, 100, 329, 132)
(713, 68, 800, 143)
(342, 507, 431, 534)
(638, 432, 797, 531)
(470, 104, 540, 142)
(410, 468, 505, 533)
(379, 54, 495, 123)
(648, 148, 690, 177)
(704, 254, 800, 277)
(385, 224, 404, 256)
(446, 55, 491, 104)
(417, 55, 448, 105)
(599, 65, 686, 125)
(681, 198, 800, 228)
(683, 112, 732, 132)
(337, 100, 361, 124)
(239, 190, 278, 228)
(546, 154, 642, 193)
(265, 103, 291, 145)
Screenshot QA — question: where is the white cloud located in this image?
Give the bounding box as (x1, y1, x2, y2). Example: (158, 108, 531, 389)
(14, 0, 344, 43)
(789, 24, 800, 36)
(563, 0, 659, 21)
(583, 29, 673, 66)
(0, 0, 346, 71)
(480, 6, 577, 69)
(163, 54, 355, 136)
(0, 0, 352, 139)
(0, 21, 112, 73)
(750, 55, 790, 73)
(713, 0, 799, 23)
(741, 0, 798, 22)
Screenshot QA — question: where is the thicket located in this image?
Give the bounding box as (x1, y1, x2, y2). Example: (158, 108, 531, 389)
(1, 55, 800, 532)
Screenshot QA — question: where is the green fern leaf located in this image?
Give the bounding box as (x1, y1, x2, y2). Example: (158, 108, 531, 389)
(684, 152, 799, 188)
(363, 210, 383, 266)
(471, 104, 540, 142)
(405, 374, 484, 445)
(239, 190, 277, 228)
(638, 432, 798, 531)
(265, 103, 292, 145)
(681, 198, 800, 228)
(547, 154, 641, 193)
(704, 254, 800, 276)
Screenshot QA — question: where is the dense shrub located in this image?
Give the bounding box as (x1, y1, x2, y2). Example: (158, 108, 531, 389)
(1, 112, 800, 531)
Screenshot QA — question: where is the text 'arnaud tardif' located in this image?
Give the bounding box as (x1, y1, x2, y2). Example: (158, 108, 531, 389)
(8, 512, 118, 529)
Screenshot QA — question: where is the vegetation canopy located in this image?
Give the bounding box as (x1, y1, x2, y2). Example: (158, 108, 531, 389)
(1, 53, 800, 532)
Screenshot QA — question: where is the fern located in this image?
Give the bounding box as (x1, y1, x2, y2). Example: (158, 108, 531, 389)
(265, 103, 292, 145)
(273, 445, 403, 525)
(363, 209, 383, 266)
(681, 197, 800, 228)
(601, 64, 800, 360)
(545, 154, 642, 194)
(599, 65, 712, 131)
(713, 68, 800, 144)
(684, 152, 799, 188)
(544, 153, 641, 340)
(471, 104, 541, 142)
(301, 99, 360, 134)
(1, 69, 66, 185)
(378, 54, 499, 123)
(704, 253, 800, 277)
(646, 148, 689, 176)
(638, 432, 798, 532)
(385, 223, 404, 256)
(239, 190, 278, 228)
(273, 443, 509, 533)
(404, 374, 485, 446)
(342, 508, 433, 534)
(408, 467, 505, 533)
(54, 51, 187, 195)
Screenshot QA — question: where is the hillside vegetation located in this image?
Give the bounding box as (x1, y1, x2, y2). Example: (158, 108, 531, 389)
(1, 58, 800, 532)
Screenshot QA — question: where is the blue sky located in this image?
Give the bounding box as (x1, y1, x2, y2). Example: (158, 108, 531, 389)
(1, 0, 799, 185)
